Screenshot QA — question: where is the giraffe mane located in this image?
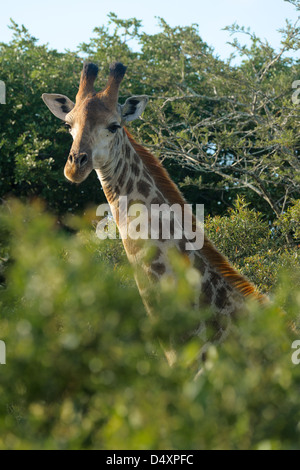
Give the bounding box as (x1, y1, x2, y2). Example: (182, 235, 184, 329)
(125, 128, 266, 304)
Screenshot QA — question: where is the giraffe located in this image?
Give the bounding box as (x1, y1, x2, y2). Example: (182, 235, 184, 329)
(42, 62, 265, 369)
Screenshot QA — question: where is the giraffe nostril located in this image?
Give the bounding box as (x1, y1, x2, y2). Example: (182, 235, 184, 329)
(69, 154, 73, 164)
(79, 154, 88, 168)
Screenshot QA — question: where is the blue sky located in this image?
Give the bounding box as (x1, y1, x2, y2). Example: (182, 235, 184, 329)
(0, 0, 299, 60)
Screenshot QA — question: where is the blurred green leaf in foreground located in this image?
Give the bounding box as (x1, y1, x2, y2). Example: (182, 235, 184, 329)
(0, 201, 299, 450)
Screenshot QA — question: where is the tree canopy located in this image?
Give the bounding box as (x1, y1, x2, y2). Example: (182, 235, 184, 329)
(0, 12, 299, 220)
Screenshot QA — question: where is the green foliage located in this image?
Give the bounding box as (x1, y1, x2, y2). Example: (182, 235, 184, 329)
(206, 197, 271, 262)
(1, 13, 299, 219)
(206, 197, 300, 292)
(0, 202, 300, 450)
(0, 21, 106, 214)
(276, 199, 300, 243)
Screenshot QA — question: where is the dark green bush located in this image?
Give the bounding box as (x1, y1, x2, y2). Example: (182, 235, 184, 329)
(0, 201, 299, 450)
(206, 197, 300, 292)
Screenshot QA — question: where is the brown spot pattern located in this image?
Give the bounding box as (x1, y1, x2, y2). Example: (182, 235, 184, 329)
(125, 144, 131, 160)
(202, 279, 213, 302)
(151, 196, 164, 206)
(133, 153, 140, 165)
(137, 180, 151, 198)
(118, 161, 128, 187)
(209, 270, 222, 287)
(131, 162, 140, 176)
(143, 169, 153, 183)
(126, 177, 134, 194)
(151, 262, 166, 275)
(194, 253, 206, 275)
(115, 158, 123, 174)
(215, 286, 228, 309)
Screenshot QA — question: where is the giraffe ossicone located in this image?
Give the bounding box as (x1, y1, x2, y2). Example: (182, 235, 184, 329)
(42, 61, 266, 370)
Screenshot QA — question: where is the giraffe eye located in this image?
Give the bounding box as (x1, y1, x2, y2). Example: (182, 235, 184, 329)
(107, 123, 121, 134)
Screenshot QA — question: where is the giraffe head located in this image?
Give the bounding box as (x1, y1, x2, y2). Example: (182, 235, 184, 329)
(42, 62, 148, 183)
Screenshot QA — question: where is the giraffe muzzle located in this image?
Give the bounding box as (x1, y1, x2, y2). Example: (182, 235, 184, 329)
(64, 152, 93, 183)
(68, 152, 88, 169)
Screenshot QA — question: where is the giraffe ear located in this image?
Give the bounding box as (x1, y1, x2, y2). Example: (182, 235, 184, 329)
(42, 93, 75, 121)
(121, 95, 148, 123)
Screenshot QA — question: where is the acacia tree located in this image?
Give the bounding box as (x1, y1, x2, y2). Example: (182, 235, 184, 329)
(80, 8, 300, 221)
(0, 7, 299, 223)
(132, 16, 300, 221)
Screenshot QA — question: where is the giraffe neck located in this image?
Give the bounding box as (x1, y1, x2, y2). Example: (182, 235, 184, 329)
(96, 130, 262, 326)
(95, 129, 177, 275)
